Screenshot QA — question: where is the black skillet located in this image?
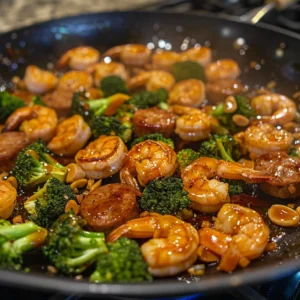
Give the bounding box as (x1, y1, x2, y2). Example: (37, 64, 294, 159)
(0, 11, 300, 298)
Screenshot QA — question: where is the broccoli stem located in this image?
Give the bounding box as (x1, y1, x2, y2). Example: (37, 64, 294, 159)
(216, 139, 235, 162)
(212, 104, 224, 116)
(65, 248, 105, 267)
(75, 236, 105, 248)
(0, 222, 41, 240)
(12, 229, 48, 252)
(80, 231, 105, 239)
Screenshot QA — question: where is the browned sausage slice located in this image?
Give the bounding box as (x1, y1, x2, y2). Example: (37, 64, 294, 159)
(80, 183, 139, 233)
(133, 107, 175, 137)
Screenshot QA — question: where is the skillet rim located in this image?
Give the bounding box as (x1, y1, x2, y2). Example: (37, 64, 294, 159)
(0, 10, 300, 297)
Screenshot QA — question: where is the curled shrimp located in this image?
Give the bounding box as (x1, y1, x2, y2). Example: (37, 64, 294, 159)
(75, 135, 127, 179)
(47, 115, 92, 157)
(4, 105, 58, 143)
(128, 70, 175, 92)
(23, 65, 57, 94)
(205, 59, 241, 82)
(181, 157, 272, 213)
(199, 204, 269, 272)
(181, 46, 212, 67)
(168, 79, 206, 107)
(107, 212, 199, 277)
(243, 123, 293, 159)
(170, 104, 203, 116)
(104, 44, 151, 66)
(57, 70, 93, 91)
(120, 140, 177, 195)
(56, 46, 100, 70)
(151, 51, 181, 71)
(251, 93, 296, 125)
(0, 180, 17, 219)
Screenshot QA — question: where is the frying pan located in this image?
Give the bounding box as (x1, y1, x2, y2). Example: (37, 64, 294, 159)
(1, 11, 300, 298)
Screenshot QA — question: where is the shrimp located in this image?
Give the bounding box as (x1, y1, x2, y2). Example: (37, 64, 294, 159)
(251, 93, 296, 125)
(107, 212, 199, 277)
(170, 104, 203, 116)
(23, 65, 57, 94)
(181, 157, 272, 213)
(168, 79, 206, 107)
(199, 204, 269, 272)
(47, 115, 92, 157)
(128, 70, 175, 92)
(243, 123, 293, 159)
(205, 59, 241, 82)
(103, 44, 151, 66)
(151, 51, 181, 71)
(4, 105, 58, 142)
(0, 180, 17, 219)
(120, 140, 177, 195)
(57, 70, 93, 91)
(56, 46, 100, 70)
(181, 47, 212, 67)
(75, 135, 127, 179)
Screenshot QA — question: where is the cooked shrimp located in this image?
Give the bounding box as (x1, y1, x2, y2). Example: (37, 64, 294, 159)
(251, 93, 296, 125)
(4, 105, 58, 142)
(168, 79, 206, 107)
(0, 180, 17, 219)
(151, 51, 181, 71)
(255, 152, 300, 199)
(104, 44, 151, 66)
(107, 212, 199, 277)
(205, 59, 241, 82)
(243, 123, 293, 159)
(47, 115, 92, 157)
(199, 204, 269, 272)
(57, 70, 93, 91)
(120, 140, 177, 195)
(181, 47, 212, 67)
(87, 61, 128, 85)
(181, 157, 272, 213)
(56, 46, 100, 70)
(75, 135, 127, 179)
(128, 70, 175, 92)
(23, 65, 57, 94)
(170, 104, 203, 116)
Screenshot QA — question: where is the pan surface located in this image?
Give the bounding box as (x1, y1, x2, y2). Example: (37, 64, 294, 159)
(0, 11, 300, 297)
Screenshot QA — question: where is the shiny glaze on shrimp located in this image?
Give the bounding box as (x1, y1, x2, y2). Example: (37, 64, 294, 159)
(181, 47, 212, 67)
(0, 180, 17, 219)
(168, 79, 206, 107)
(4, 105, 58, 142)
(75, 135, 127, 179)
(199, 204, 269, 272)
(47, 115, 92, 157)
(24, 65, 57, 94)
(107, 212, 199, 277)
(181, 157, 272, 213)
(57, 70, 93, 91)
(104, 44, 151, 66)
(251, 93, 296, 125)
(151, 51, 181, 71)
(128, 70, 175, 92)
(205, 59, 241, 82)
(120, 140, 177, 195)
(56, 46, 100, 70)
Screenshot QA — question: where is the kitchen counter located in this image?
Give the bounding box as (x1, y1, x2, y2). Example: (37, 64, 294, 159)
(0, 0, 161, 33)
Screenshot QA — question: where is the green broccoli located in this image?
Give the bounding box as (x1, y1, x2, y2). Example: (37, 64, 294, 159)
(24, 177, 75, 228)
(12, 139, 67, 189)
(100, 76, 129, 97)
(221, 179, 246, 196)
(31, 96, 46, 106)
(289, 147, 300, 158)
(171, 60, 205, 82)
(140, 177, 191, 215)
(0, 219, 47, 270)
(177, 148, 200, 170)
(0, 91, 25, 124)
(199, 134, 241, 162)
(43, 211, 107, 275)
(130, 133, 174, 149)
(90, 237, 152, 283)
(212, 95, 256, 133)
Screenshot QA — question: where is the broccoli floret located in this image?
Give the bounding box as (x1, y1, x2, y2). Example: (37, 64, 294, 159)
(0, 220, 47, 270)
(221, 179, 246, 196)
(0, 91, 25, 123)
(24, 178, 75, 228)
(12, 139, 67, 188)
(212, 95, 257, 133)
(140, 177, 191, 215)
(90, 237, 152, 283)
(100, 76, 129, 97)
(43, 211, 107, 275)
(177, 149, 200, 170)
(171, 61, 205, 82)
(130, 133, 174, 149)
(289, 147, 300, 158)
(31, 96, 46, 106)
(199, 134, 241, 162)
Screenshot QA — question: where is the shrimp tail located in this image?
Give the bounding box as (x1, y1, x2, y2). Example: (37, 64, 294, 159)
(120, 168, 142, 197)
(106, 224, 129, 243)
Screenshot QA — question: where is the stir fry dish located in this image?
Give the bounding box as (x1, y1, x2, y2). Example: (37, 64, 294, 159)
(0, 44, 300, 281)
